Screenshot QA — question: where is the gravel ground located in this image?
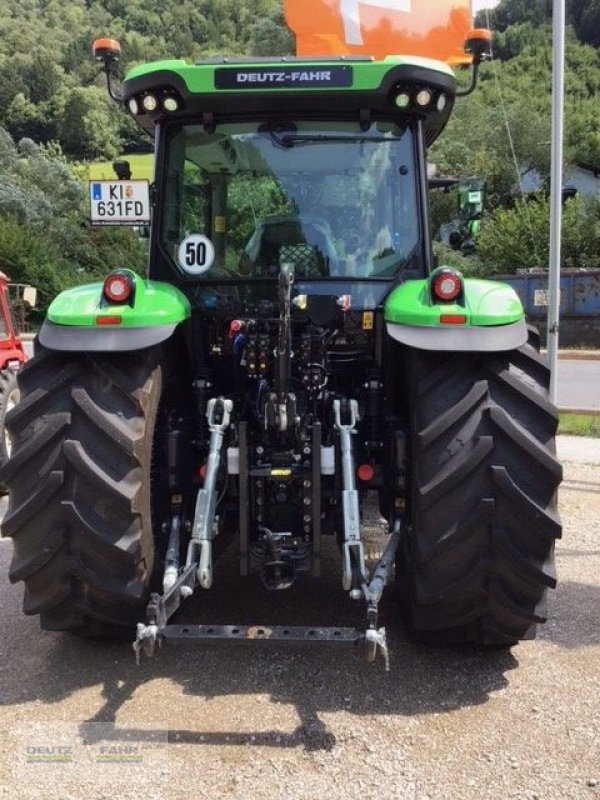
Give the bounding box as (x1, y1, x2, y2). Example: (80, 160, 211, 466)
(0, 435, 598, 800)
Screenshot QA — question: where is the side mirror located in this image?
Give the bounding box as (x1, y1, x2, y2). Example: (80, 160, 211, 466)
(113, 160, 132, 181)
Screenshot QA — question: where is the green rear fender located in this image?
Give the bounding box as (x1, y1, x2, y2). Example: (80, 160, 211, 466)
(39, 270, 191, 352)
(385, 271, 528, 352)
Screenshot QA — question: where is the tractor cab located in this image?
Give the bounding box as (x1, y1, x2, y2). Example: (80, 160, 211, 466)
(156, 116, 424, 294)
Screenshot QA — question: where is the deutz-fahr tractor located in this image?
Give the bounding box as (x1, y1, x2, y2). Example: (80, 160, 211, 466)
(448, 177, 486, 252)
(0, 32, 561, 666)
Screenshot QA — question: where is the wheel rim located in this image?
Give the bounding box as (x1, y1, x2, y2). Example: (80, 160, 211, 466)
(5, 388, 19, 458)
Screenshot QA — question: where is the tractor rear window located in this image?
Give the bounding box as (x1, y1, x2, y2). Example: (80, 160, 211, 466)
(158, 121, 420, 281)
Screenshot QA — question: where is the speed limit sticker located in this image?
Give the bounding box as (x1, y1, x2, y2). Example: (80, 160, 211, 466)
(177, 234, 215, 275)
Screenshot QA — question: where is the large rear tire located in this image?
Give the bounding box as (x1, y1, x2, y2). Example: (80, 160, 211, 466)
(400, 329, 562, 646)
(0, 345, 167, 634)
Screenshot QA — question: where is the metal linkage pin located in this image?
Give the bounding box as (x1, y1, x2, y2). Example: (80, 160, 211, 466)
(365, 627, 390, 671)
(133, 623, 159, 665)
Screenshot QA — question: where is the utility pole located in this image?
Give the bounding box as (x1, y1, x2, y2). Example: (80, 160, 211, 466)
(547, 0, 565, 403)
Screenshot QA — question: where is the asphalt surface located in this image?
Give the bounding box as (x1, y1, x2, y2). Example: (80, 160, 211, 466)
(557, 360, 600, 410)
(0, 436, 599, 800)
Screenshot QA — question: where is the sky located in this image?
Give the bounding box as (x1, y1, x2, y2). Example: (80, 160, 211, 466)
(472, 0, 499, 12)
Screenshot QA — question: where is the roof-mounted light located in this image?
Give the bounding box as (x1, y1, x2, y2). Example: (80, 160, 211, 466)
(394, 92, 411, 109)
(163, 96, 179, 112)
(92, 37, 122, 103)
(457, 28, 493, 97)
(415, 89, 433, 108)
(142, 94, 158, 112)
(464, 28, 493, 63)
(92, 38, 121, 64)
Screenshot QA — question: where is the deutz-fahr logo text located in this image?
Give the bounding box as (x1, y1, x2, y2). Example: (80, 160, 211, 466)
(215, 66, 353, 90)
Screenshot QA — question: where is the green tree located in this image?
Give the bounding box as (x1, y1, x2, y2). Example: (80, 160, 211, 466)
(0, 54, 31, 112)
(0, 125, 146, 321)
(477, 0, 600, 47)
(576, 0, 600, 47)
(25, 51, 63, 104)
(57, 86, 122, 159)
(476, 196, 600, 273)
(249, 7, 294, 56)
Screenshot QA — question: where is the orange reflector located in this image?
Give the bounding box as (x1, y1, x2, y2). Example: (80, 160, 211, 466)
(96, 315, 122, 325)
(357, 464, 375, 482)
(440, 315, 467, 325)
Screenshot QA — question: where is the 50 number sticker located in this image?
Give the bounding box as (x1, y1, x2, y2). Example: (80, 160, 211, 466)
(177, 234, 215, 275)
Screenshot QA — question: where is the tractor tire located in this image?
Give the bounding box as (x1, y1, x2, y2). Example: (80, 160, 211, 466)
(0, 368, 19, 476)
(0, 345, 169, 635)
(399, 328, 562, 646)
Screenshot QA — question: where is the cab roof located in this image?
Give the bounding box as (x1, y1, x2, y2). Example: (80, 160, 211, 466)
(121, 55, 457, 146)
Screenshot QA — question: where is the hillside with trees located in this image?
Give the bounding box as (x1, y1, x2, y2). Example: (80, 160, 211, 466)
(431, 0, 600, 271)
(0, 0, 598, 318)
(476, 0, 600, 48)
(0, 0, 291, 159)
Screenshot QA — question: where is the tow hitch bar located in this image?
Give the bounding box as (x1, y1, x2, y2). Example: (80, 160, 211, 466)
(133, 527, 402, 670)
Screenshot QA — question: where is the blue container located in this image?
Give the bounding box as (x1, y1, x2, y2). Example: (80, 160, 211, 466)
(493, 270, 600, 318)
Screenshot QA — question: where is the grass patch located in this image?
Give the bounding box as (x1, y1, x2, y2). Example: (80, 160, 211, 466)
(84, 153, 154, 182)
(558, 413, 600, 437)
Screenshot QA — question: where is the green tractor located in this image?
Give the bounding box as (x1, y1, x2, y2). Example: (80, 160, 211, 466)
(0, 35, 561, 665)
(448, 177, 486, 252)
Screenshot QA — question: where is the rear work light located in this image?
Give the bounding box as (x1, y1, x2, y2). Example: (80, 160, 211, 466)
(103, 271, 134, 304)
(432, 269, 463, 302)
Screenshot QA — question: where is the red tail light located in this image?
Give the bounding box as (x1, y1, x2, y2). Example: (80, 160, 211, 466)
(432, 270, 462, 302)
(103, 272, 133, 304)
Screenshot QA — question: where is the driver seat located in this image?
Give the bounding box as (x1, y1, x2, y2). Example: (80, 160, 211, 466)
(241, 216, 337, 277)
